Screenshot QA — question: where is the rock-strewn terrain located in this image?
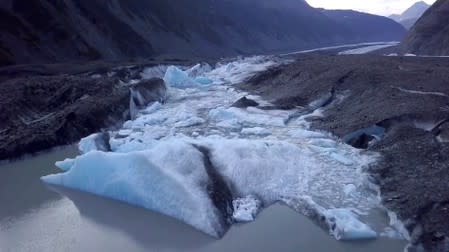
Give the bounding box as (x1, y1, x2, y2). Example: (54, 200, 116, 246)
(0, 61, 172, 160)
(241, 54, 449, 251)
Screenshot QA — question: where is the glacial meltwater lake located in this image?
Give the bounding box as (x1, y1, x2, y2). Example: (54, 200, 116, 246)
(0, 146, 406, 252)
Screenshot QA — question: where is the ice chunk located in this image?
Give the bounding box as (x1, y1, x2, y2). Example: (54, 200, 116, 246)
(42, 141, 227, 238)
(78, 133, 110, 153)
(174, 117, 205, 128)
(194, 77, 213, 85)
(186, 63, 212, 78)
(343, 184, 357, 196)
(325, 209, 377, 240)
(241, 127, 271, 136)
(140, 65, 168, 80)
(289, 129, 326, 139)
(78, 133, 101, 153)
(164, 66, 196, 88)
(163, 66, 212, 88)
(55, 158, 75, 172)
(140, 102, 162, 115)
(208, 107, 286, 127)
(232, 196, 262, 222)
(330, 152, 354, 166)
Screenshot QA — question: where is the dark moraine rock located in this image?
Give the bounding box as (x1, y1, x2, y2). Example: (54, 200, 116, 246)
(130, 78, 167, 107)
(0, 75, 129, 160)
(435, 121, 449, 143)
(193, 145, 234, 232)
(0, 74, 168, 160)
(231, 96, 259, 109)
(239, 54, 449, 251)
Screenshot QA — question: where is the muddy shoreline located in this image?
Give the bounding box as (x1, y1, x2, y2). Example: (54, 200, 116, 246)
(241, 54, 449, 251)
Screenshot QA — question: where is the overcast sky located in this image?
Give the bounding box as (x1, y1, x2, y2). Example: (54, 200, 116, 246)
(306, 0, 436, 16)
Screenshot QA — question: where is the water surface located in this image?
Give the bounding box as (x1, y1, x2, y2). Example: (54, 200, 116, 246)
(0, 146, 406, 251)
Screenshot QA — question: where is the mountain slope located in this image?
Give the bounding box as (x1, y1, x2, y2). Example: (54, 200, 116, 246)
(401, 0, 449, 55)
(321, 9, 406, 41)
(0, 0, 406, 66)
(389, 1, 430, 29)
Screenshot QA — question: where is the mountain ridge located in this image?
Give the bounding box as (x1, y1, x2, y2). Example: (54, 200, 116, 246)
(0, 0, 406, 66)
(389, 1, 430, 29)
(401, 0, 449, 55)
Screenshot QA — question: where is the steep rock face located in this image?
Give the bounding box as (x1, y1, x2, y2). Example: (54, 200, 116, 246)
(401, 0, 449, 55)
(389, 1, 430, 29)
(0, 0, 406, 66)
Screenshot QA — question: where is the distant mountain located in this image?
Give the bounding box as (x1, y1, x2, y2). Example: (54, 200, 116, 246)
(401, 0, 449, 55)
(389, 1, 430, 29)
(321, 9, 405, 42)
(0, 0, 406, 66)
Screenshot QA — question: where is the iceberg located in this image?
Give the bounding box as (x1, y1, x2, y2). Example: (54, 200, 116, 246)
(42, 141, 229, 238)
(163, 66, 212, 88)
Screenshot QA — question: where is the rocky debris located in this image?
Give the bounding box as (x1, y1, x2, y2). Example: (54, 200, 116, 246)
(371, 126, 449, 251)
(129, 78, 167, 119)
(130, 78, 167, 106)
(401, 0, 449, 55)
(0, 71, 167, 160)
(241, 54, 449, 251)
(231, 96, 259, 108)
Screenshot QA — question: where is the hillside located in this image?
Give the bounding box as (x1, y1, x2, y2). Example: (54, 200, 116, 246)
(0, 0, 406, 66)
(401, 0, 449, 55)
(389, 1, 430, 29)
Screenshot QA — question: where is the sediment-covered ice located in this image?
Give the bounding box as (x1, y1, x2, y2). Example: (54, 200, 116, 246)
(43, 56, 399, 241)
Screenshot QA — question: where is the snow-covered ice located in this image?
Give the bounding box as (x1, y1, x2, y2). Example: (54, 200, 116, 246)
(42, 56, 405, 241)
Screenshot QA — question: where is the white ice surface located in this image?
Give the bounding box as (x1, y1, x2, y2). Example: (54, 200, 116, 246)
(43, 56, 403, 240)
(338, 42, 399, 55)
(78, 133, 101, 154)
(44, 141, 226, 238)
(282, 41, 399, 56)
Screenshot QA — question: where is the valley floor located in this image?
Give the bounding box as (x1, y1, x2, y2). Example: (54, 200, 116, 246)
(1, 46, 449, 251)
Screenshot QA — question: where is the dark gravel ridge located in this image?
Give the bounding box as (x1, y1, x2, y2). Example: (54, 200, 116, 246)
(241, 54, 449, 251)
